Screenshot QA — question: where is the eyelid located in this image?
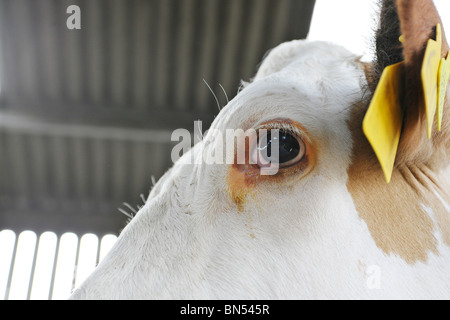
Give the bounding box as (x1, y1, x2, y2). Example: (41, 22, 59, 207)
(254, 121, 310, 145)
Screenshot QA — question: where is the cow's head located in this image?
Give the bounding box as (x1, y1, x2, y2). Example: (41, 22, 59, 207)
(71, 0, 450, 299)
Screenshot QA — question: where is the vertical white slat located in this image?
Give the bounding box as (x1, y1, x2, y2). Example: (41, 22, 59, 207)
(110, 0, 129, 107)
(47, 235, 60, 300)
(1, 231, 119, 301)
(0, 230, 16, 300)
(26, 236, 39, 300)
(7, 231, 37, 300)
(132, 0, 154, 109)
(74, 234, 99, 288)
(195, 0, 221, 113)
(29, 232, 58, 300)
(98, 234, 118, 263)
(2, 231, 18, 301)
(51, 233, 78, 300)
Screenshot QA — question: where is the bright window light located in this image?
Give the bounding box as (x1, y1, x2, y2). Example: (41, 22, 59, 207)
(29, 232, 58, 300)
(0, 230, 16, 300)
(74, 234, 99, 288)
(308, 0, 379, 61)
(51, 233, 79, 300)
(309, 0, 450, 61)
(99, 234, 118, 262)
(8, 231, 37, 300)
(0, 230, 117, 300)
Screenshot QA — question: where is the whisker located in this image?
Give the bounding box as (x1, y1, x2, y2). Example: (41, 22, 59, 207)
(118, 208, 134, 220)
(218, 83, 229, 105)
(119, 191, 151, 223)
(196, 119, 204, 142)
(123, 202, 138, 214)
(203, 79, 222, 112)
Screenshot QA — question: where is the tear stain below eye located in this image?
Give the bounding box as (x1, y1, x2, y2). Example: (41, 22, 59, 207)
(226, 120, 317, 212)
(227, 164, 258, 212)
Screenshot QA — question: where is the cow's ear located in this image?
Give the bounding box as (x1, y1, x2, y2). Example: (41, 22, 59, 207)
(372, 0, 404, 89)
(396, 0, 450, 167)
(368, 0, 450, 169)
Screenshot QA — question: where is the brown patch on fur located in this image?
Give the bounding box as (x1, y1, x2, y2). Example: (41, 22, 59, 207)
(347, 102, 441, 264)
(419, 165, 450, 247)
(226, 119, 317, 212)
(348, 1, 450, 262)
(360, 61, 378, 93)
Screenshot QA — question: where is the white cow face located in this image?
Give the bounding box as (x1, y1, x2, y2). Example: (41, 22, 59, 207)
(71, 0, 450, 300)
(70, 39, 371, 299)
(201, 40, 364, 232)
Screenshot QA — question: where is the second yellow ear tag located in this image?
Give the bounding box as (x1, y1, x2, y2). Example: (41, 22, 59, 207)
(363, 62, 404, 183)
(422, 24, 443, 138)
(437, 54, 450, 131)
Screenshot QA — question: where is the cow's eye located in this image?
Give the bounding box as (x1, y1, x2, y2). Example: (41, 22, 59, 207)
(252, 130, 306, 168)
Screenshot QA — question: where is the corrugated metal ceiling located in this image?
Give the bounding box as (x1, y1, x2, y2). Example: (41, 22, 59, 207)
(0, 0, 316, 235)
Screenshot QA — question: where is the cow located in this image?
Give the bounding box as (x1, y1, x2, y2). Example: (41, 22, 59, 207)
(70, 0, 450, 299)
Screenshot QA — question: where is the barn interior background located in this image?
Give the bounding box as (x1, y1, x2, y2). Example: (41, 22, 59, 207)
(0, 0, 316, 299)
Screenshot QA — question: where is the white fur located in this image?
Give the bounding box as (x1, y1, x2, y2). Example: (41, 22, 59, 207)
(70, 40, 450, 300)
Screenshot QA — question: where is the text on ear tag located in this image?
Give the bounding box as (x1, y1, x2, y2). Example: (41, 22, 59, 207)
(421, 24, 442, 139)
(363, 62, 404, 183)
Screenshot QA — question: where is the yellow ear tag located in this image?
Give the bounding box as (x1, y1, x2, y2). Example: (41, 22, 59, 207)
(363, 62, 404, 183)
(437, 52, 450, 131)
(421, 24, 443, 139)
